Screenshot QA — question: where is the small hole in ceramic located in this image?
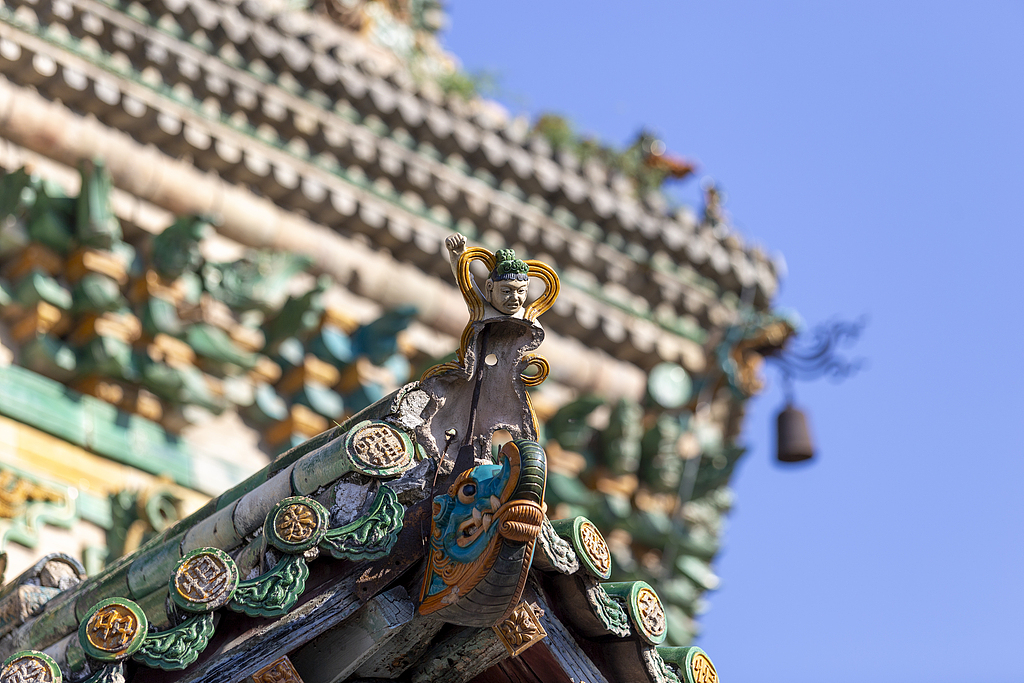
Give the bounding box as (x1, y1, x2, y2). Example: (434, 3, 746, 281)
(484, 353, 498, 366)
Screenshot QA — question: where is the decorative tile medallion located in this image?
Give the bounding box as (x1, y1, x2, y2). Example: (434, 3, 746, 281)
(492, 601, 547, 657)
(600, 581, 667, 645)
(170, 547, 239, 612)
(579, 521, 611, 577)
(549, 516, 611, 580)
(637, 586, 667, 639)
(79, 598, 148, 662)
(251, 655, 304, 683)
(345, 421, 413, 476)
(690, 652, 718, 683)
(277, 503, 318, 542)
(0, 651, 61, 683)
(265, 497, 329, 553)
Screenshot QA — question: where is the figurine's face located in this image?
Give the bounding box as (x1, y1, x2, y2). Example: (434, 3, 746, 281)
(485, 279, 529, 315)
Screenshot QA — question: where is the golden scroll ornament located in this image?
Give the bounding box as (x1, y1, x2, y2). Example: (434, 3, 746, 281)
(636, 586, 667, 638)
(493, 601, 547, 657)
(579, 520, 611, 576)
(251, 655, 304, 683)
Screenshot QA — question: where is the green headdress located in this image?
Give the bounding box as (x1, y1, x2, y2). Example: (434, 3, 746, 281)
(490, 249, 529, 282)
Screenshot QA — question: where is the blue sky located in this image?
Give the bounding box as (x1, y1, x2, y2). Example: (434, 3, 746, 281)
(443, 3, 1024, 681)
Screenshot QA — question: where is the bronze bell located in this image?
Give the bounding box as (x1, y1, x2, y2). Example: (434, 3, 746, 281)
(776, 403, 814, 462)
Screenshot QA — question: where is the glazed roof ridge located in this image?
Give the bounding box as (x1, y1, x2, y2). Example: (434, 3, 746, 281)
(135, 0, 783, 293)
(0, 12, 747, 365)
(0, 390, 710, 681)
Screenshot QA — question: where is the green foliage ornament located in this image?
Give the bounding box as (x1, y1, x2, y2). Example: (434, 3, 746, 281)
(228, 554, 309, 617)
(132, 613, 215, 671)
(319, 485, 404, 560)
(1, 650, 62, 682)
(81, 662, 124, 683)
(588, 584, 631, 638)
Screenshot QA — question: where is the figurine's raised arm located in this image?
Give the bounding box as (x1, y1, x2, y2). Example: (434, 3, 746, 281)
(444, 234, 531, 318)
(445, 233, 466, 278)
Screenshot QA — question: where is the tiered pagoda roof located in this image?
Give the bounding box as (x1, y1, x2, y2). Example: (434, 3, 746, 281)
(0, 0, 796, 675)
(0, 0, 782, 370)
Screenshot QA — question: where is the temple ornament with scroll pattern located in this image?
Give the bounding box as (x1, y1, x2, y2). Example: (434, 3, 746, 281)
(579, 521, 611, 576)
(637, 586, 667, 638)
(266, 497, 329, 554)
(493, 602, 547, 657)
(0, 651, 62, 683)
(690, 653, 718, 683)
(79, 598, 148, 662)
(343, 421, 415, 477)
(277, 503, 319, 543)
(170, 547, 239, 613)
(251, 655, 305, 683)
(132, 613, 215, 671)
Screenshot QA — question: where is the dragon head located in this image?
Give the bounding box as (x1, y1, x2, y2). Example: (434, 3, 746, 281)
(420, 439, 547, 622)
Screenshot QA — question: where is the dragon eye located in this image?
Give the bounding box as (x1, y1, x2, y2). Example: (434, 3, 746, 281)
(457, 482, 477, 504)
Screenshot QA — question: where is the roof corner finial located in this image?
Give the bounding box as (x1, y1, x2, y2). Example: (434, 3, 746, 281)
(701, 177, 726, 225)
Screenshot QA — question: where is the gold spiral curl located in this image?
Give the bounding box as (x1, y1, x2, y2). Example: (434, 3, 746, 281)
(520, 354, 549, 387)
